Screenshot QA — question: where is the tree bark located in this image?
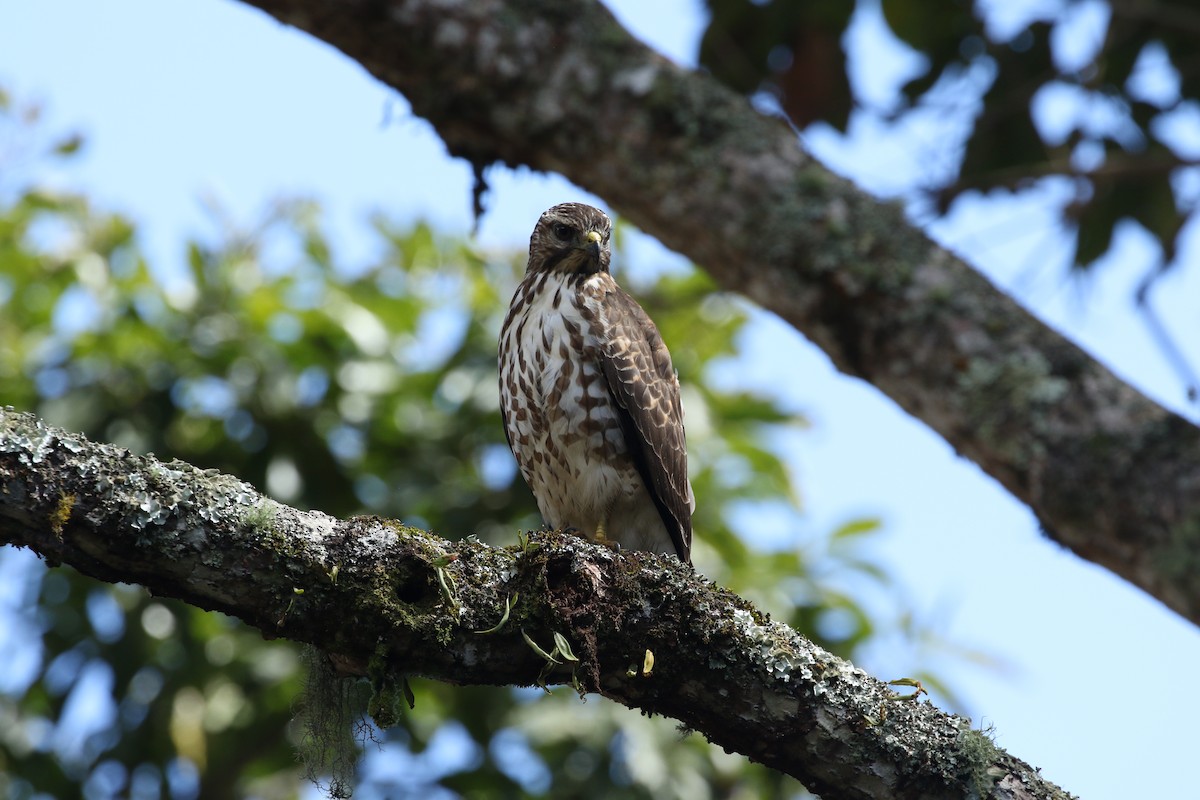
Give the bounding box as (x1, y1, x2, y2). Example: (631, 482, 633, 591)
(0, 407, 1071, 800)
(235, 0, 1200, 626)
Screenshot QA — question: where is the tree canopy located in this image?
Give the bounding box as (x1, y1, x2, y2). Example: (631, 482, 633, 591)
(703, 0, 1199, 274)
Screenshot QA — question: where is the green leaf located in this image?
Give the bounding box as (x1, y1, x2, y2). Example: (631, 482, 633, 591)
(52, 132, 84, 156)
(1071, 180, 1122, 269)
(553, 632, 579, 663)
(832, 517, 882, 540)
(521, 628, 560, 664)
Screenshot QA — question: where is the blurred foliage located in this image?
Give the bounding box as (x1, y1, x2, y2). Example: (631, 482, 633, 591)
(0, 92, 971, 799)
(700, 0, 1196, 275)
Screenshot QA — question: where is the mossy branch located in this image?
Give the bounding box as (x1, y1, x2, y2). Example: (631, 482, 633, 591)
(1, 408, 1074, 799)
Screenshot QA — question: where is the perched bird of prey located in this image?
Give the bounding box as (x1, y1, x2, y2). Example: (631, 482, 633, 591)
(499, 203, 694, 563)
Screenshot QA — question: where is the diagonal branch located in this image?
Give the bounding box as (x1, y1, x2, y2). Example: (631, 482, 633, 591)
(1, 410, 1071, 800)
(238, 0, 1200, 626)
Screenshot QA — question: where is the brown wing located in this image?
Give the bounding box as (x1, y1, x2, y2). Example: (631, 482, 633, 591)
(597, 285, 693, 563)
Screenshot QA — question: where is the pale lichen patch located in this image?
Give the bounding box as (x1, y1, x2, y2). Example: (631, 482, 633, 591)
(728, 608, 817, 685)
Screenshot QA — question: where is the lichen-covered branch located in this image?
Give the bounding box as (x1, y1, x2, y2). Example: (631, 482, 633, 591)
(1, 408, 1070, 799)
(234, 0, 1200, 627)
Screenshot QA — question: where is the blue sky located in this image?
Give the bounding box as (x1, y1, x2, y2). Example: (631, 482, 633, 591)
(3, 0, 1200, 798)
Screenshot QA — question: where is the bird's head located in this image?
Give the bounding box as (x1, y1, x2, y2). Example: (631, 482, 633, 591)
(527, 202, 612, 277)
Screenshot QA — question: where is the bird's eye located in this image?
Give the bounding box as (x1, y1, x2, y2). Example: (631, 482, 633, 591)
(551, 222, 574, 240)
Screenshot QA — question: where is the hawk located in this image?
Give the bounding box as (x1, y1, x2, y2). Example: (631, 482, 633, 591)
(498, 202, 694, 563)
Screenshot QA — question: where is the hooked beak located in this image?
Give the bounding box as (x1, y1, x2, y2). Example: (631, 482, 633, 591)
(584, 229, 602, 261)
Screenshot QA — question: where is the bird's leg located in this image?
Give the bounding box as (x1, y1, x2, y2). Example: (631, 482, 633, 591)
(594, 515, 610, 545)
(593, 514, 623, 553)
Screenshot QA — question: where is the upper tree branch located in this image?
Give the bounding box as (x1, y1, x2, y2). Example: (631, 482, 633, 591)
(1, 411, 1069, 800)
(237, 0, 1200, 625)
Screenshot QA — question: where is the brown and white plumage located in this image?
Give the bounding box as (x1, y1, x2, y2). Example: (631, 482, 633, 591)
(498, 203, 694, 562)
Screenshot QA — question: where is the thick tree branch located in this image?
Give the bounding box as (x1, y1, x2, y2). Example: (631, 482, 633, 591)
(2, 409, 1070, 800)
(237, 0, 1200, 625)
